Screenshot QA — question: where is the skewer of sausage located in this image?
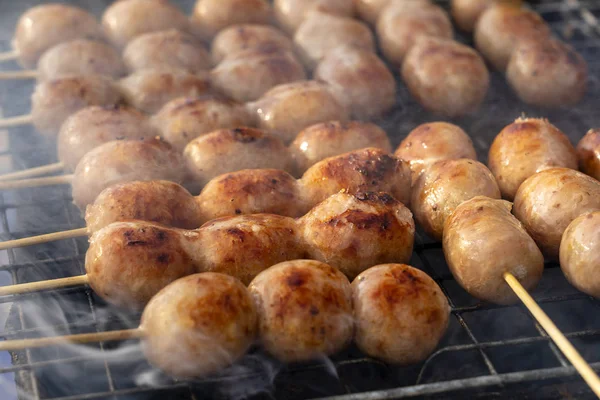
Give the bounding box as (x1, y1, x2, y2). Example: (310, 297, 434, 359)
(0, 146, 407, 250)
(0, 190, 415, 308)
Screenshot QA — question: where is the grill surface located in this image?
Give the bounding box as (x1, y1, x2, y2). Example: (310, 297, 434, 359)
(1, 0, 600, 399)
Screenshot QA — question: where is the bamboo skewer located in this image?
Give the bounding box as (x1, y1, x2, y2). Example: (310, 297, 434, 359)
(0, 70, 37, 80)
(504, 272, 600, 397)
(0, 227, 87, 251)
(0, 114, 33, 129)
(0, 274, 89, 296)
(0, 162, 65, 181)
(0, 328, 144, 351)
(0, 174, 73, 190)
(0, 50, 18, 63)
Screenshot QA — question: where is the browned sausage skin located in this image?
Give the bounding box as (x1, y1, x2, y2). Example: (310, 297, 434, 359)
(248, 260, 353, 362)
(488, 117, 578, 201)
(352, 263, 449, 364)
(577, 129, 600, 181)
(443, 196, 544, 305)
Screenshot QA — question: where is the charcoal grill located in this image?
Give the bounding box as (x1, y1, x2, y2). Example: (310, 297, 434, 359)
(1, 0, 600, 399)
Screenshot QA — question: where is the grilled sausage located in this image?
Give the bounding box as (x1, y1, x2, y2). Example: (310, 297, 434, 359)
(274, 0, 354, 33)
(395, 122, 477, 183)
(118, 69, 212, 114)
(13, 4, 104, 68)
(506, 38, 588, 108)
(314, 46, 396, 120)
(294, 13, 375, 69)
(58, 105, 156, 172)
(488, 118, 578, 200)
(31, 75, 122, 137)
(352, 263, 449, 363)
(37, 39, 126, 81)
(560, 211, 600, 298)
(290, 121, 391, 174)
(72, 139, 186, 209)
(377, 1, 452, 67)
(474, 4, 550, 71)
(411, 159, 501, 240)
(191, 0, 272, 40)
(577, 129, 600, 181)
(141, 273, 257, 378)
(451, 0, 522, 33)
(247, 80, 349, 143)
(210, 46, 306, 102)
(211, 24, 294, 64)
(151, 96, 254, 152)
(401, 37, 489, 117)
(248, 260, 353, 362)
(513, 168, 600, 259)
(443, 196, 544, 304)
(183, 127, 293, 187)
(102, 0, 190, 49)
(123, 29, 212, 73)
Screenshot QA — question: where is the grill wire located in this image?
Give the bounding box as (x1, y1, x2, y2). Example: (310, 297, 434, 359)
(1, 0, 600, 399)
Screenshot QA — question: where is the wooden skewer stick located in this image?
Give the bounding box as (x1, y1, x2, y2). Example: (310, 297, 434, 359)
(0, 70, 37, 80)
(0, 114, 33, 129)
(0, 328, 144, 351)
(0, 162, 65, 181)
(504, 272, 600, 397)
(0, 50, 18, 63)
(0, 174, 73, 190)
(0, 227, 87, 251)
(0, 274, 89, 296)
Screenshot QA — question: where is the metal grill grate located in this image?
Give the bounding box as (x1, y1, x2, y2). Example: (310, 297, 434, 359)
(1, 0, 600, 399)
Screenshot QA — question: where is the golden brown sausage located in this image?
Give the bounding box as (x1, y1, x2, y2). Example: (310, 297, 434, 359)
(577, 128, 600, 181)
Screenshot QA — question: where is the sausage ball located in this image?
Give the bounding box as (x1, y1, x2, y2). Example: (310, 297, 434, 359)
(577, 128, 600, 181)
(314, 46, 396, 120)
(37, 39, 126, 81)
(299, 147, 412, 207)
(299, 191, 415, 279)
(395, 122, 477, 183)
(247, 80, 349, 143)
(85, 180, 204, 234)
(141, 273, 257, 378)
(191, 0, 272, 40)
(151, 96, 255, 152)
(248, 260, 353, 362)
(451, 0, 522, 33)
(355, 0, 392, 25)
(289, 121, 391, 174)
(474, 4, 550, 71)
(560, 211, 600, 298)
(210, 46, 306, 102)
(102, 0, 190, 49)
(352, 263, 449, 364)
(211, 24, 294, 64)
(488, 117, 578, 200)
(72, 139, 186, 209)
(31, 75, 122, 137)
(58, 105, 156, 172)
(294, 13, 375, 69)
(183, 127, 293, 187)
(402, 37, 489, 117)
(197, 169, 305, 220)
(443, 196, 544, 304)
(123, 29, 212, 73)
(118, 69, 212, 114)
(377, 1, 452, 67)
(411, 159, 501, 241)
(86, 221, 200, 309)
(13, 4, 104, 68)
(196, 215, 306, 284)
(513, 168, 600, 260)
(274, 0, 354, 33)
(506, 38, 588, 108)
